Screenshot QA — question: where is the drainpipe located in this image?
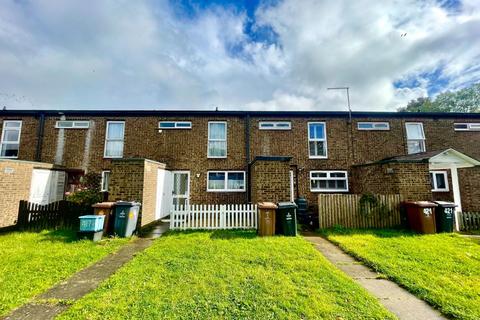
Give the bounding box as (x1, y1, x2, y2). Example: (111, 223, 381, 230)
(35, 112, 45, 162)
(245, 113, 251, 203)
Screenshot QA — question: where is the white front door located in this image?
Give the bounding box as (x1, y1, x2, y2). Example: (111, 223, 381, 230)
(155, 169, 173, 220)
(172, 171, 190, 208)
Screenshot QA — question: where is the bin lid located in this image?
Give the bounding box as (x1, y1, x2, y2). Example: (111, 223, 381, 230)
(92, 202, 116, 208)
(277, 201, 298, 208)
(257, 202, 277, 209)
(115, 201, 141, 207)
(79, 215, 100, 219)
(433, 201, 457, 207)
(403, 201, 438, 207)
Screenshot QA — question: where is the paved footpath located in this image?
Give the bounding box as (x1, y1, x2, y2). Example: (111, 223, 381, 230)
(3, 223, 169, 320)
(303, 232, 447, 320)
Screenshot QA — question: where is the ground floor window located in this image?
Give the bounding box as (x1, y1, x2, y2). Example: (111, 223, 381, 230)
(310, 171, 348, 192)
(207, 171, 245, 192)
(430, 171, 449, 192)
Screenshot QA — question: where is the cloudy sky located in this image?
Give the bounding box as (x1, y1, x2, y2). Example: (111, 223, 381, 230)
(0, 0, 479, 111)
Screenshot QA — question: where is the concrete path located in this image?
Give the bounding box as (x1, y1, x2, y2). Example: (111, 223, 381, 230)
(303, 233, 447, 320)
(3, 223, 169, 320)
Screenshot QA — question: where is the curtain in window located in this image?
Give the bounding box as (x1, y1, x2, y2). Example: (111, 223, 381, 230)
(227, 173, 244, 190)
(406, 124, 424, 139)
(209, 123, 226, 140)
(208, 172, 225, 190)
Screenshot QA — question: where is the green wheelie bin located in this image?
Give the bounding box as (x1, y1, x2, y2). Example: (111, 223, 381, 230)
(434, 201, 456, 233)
(114, 201, 141, 237)
(276, 202, 298, 236)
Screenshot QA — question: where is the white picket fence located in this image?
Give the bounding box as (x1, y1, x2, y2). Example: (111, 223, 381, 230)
(170, 204, 258, 230)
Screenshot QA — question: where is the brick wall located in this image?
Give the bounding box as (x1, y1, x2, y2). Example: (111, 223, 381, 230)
(108, 158, 167, 227)
(352, 162, 432, 201)
(250, 159, 291, 204)
(459, 167, 480, 211)
(0, 160, 55, 227)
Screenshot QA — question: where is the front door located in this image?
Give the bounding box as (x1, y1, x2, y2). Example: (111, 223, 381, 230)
(172, 171, 190, 208)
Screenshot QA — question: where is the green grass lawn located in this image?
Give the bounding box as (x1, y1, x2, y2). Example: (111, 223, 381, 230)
(0, 230, 128, 316)
(59, 231, 394, 320)
(323, 228, 480, 320)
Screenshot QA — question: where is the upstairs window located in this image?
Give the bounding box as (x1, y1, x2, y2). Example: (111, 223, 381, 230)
(55, 121, 90, 129)
(357, 122, 390, 131)
(101, 171, 111, 192)
(159, 121, 192, 129)
(430, 171, 449, 192)
(454, 123, 480, 131)
(310, 171, 348, 192)
(207, 171, 245, 192)
(308, 122, 327, 158)
(405, 122, 425, 154)
(208, 122, 227, 158)
(0, 120, 22, 158)
(259, 121, 291, 130)
(104, 121, 125, 158)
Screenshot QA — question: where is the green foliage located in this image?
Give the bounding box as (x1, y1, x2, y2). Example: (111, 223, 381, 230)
(398, 83, 480, 113)
(0, 230, 128, 316)
(66, 172, 102, 207)
(67, 189, 102, 207)
(59, 231, 394, 319)
(324, 229, 480, 320)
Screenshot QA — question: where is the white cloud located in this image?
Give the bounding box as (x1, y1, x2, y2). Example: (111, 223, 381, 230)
(0, 0, 478, 111)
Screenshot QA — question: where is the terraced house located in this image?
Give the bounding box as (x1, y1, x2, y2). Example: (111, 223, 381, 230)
(0, 109, 479, 228)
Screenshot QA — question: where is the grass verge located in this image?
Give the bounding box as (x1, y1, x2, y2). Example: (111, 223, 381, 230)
(59, 231, 394, 319)
(323, 228, 480, 320)
(0, 229, 128, 316)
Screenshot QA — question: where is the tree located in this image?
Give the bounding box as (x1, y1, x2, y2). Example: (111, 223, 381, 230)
(398, 83, 480, 113)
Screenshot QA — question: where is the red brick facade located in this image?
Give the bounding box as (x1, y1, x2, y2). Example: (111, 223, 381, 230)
(1, 110, 479, 216)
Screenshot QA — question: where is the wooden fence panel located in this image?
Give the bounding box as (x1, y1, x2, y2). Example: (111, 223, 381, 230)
(318, 194, 403, 229)
(16, 200, 92, 231)
(458, 212, 480, 231)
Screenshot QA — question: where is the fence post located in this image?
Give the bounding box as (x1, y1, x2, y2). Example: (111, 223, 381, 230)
(220, 205, 226, 229)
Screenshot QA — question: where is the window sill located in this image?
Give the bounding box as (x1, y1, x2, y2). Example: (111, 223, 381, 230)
(310, 189, 349, 193)
(0, 156, 19, 159)
(207, 190, 246, 193)
(208, 156, 227, 159)
(309, 156, 328, 159)
(432, 189, 449, 193)
(104, 156, 123, 159)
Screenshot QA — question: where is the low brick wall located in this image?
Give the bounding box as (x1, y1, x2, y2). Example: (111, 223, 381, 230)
(0, 160, 56, 228)
(109, 158, 166, 227)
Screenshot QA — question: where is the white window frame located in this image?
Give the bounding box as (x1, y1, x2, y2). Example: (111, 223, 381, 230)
(259, 121, 292, 130)
(207, 171, 246, 192)
(101, 170, 111, 192)
(104, 121, 125, 158)
(310, 170, 348, 192)
(159, 121, 192, 129)
(0, 120, 22, 159)
(430, 171, 449, 192)
(207, 121, 227, 158)
(405, 122, 426, 154)
(55, 120, 90, 129)
(308, 122, 328, 159)
(454, 123, 480, 131)
(357, 122, 390, 131)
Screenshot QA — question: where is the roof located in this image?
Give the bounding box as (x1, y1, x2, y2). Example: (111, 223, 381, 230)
(1, 109, 480, 119)
(361, 148, 480, 168)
